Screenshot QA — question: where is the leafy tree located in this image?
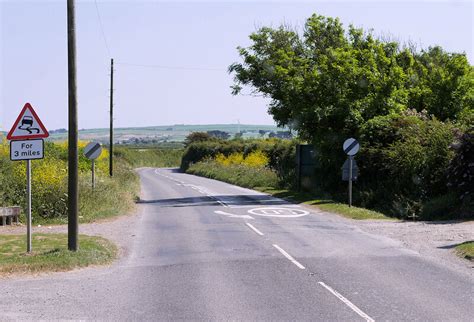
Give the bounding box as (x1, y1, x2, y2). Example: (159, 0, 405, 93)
(229, 13, 473, 144)
(407, 46, 474, 121)
(184, 132, 213, 147)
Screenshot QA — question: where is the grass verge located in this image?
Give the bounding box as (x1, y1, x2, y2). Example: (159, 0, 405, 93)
(455, 241, 474, 261)
(258, 188, 393, 220)
(0, 234, 117, 276)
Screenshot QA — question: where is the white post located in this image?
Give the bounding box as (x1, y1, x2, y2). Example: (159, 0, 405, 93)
(348, 156, 353, 207)
(92, 160, 95, 189)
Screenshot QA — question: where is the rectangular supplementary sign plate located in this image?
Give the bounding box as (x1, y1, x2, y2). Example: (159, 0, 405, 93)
(10, 139, 44, 161)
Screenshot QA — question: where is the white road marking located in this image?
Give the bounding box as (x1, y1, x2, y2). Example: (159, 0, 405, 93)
(272, 244, 305, 269)
(246, 223, 264, 236)
(214, 210, 254, 219)
(249, 207, 309, 218)
(154, 170, 186, 184)
(318, 282, 374, 322)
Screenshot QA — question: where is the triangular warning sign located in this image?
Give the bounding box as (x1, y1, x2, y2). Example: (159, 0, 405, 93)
(7, 103, 49, 140)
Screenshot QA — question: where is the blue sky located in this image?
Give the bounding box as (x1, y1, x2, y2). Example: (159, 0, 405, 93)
(0, 0, 472, 131)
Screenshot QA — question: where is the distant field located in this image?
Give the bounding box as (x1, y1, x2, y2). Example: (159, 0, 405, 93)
(28, 124, 284, 144)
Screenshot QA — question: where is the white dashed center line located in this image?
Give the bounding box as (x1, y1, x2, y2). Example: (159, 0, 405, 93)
(155, 169, 374, 322)
(318, 282, 374, 322)
(272, 244, 305, 269)
(246, 223, 264, 236)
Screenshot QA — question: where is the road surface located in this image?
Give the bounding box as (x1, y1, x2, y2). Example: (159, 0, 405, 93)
(0, 168, 472, 320)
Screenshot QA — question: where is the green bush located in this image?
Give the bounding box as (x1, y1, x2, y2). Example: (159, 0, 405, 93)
(421, 193, 458, 220)
(447, 127, 474, 218)
(356, 112, 455, 218)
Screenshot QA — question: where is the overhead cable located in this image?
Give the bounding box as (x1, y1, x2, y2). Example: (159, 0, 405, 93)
(94, 0, 112, 57)
(115, 62, 225, 72)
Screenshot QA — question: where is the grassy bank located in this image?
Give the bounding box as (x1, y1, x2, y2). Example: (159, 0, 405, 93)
(77, 160, 139, 225)
(455, 241, 474, 261)
(0, 234, 117, 276)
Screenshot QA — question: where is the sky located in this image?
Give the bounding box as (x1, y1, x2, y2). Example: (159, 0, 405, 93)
(0, 0, 472, 131)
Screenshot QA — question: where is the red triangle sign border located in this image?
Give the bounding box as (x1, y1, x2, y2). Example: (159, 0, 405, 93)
(6, 103, 50, 140)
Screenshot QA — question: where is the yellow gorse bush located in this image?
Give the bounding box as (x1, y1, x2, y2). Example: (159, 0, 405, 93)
(214, 150, 269, 168)
(0, 138, 9, 157)
(242, 150, 269, 167)
(215, 153, 244, 166)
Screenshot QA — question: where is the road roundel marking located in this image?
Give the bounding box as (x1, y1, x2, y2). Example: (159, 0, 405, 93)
(248, 207, 309, 218)
(343, 138, 360, 156)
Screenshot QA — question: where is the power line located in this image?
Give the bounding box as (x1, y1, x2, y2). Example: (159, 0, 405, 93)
(115, 61, 225, 72)
(92, 3, 224, 72)
(94, 0, 111, 57)
(92, 4, 224, 72)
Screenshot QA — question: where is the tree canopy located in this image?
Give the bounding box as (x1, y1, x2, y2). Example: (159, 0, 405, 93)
(229, 14, 473, 143)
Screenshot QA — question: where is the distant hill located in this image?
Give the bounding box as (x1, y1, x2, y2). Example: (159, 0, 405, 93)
(43, 124, 288, 144)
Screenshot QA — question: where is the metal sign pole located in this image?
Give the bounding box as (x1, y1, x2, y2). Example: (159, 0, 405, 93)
(348, 156, 353, 207)
(26, 159, 32, 252)
(92, 160, 95, 189)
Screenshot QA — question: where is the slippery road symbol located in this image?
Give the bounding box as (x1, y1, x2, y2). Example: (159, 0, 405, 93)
(7, 103, 49, 140)
(18, 116, 40, 134)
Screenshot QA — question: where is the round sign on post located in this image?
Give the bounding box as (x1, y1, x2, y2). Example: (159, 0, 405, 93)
(84, 142, 102, 160)
(84, 142, 102, 189)
(343, 138, 360, 156)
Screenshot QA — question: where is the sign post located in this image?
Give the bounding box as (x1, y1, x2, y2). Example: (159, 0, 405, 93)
(7, 103, 49, 253)
(342, 138, 360, 207)
(348, 156, 353, 207)
(83, 142, 102, 189)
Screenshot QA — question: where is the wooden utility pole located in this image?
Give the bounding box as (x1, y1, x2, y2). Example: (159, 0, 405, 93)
(67, 0, 78, 251)
(109, 58, 114, 177)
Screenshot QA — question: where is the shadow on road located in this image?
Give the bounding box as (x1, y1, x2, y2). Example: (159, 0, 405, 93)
(136, 194, 290, 207)
(437, 240, 474, 250)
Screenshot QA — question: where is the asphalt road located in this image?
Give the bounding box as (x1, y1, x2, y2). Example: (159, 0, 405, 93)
(0, 167, 472, 320)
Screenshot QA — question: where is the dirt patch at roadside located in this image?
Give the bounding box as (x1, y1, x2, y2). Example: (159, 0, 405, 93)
(354, 219, 474, 273)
